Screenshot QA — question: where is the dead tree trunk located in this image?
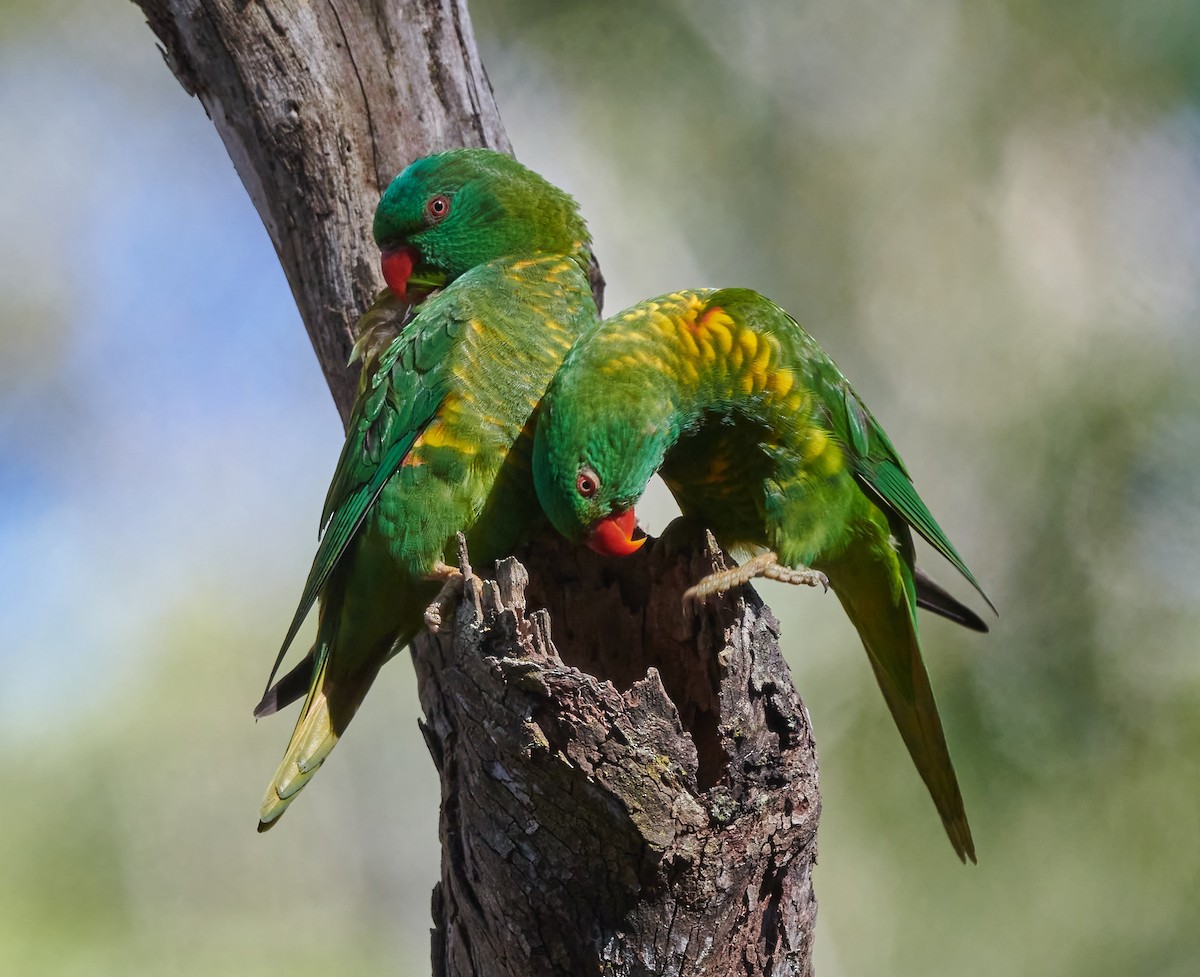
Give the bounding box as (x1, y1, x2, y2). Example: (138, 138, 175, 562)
(417, 529, 819, 976)
(134, 2, 820, 973)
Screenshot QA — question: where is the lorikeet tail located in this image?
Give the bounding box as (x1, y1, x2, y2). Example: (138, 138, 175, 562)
(253, 651, 315, 718)
(913, 568, 988, 633)
(822, 529, 977, 863)
(256, 651, 378, 832)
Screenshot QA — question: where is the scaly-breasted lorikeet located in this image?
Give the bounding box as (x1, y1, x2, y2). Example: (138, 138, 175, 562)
(532, 288, 994, 861)
(256, 149, 598, 830)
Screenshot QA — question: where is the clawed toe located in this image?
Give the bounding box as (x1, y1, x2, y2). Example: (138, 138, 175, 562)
(424, 563, 464, 633)
(763, 565, 828, 591)
(682, 550, 829, 610)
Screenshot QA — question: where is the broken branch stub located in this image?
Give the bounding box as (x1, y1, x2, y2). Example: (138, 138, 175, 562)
(411, 526, 820, 977)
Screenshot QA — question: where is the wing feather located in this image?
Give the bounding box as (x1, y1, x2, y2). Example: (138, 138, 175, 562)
(260, 294, 458, 695)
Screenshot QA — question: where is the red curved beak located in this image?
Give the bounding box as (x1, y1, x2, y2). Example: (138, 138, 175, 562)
(585, 509, 646, 557)
(380, 246, 417, 300)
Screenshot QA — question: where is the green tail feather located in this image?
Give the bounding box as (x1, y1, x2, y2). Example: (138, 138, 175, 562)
(257, 659, 337, 832)
(254, 649, 316, 718)
(914, 568, 988, 633)
(822, 533, 977, 863)
(257, 650, 379, 832)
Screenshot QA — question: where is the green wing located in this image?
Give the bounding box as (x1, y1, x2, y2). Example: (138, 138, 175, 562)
(693, 289, 990, 613)
(814, 362, 996, 614)
(261, 294, 460, 694)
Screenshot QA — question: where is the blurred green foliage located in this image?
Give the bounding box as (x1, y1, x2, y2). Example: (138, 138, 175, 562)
(1, 0, 1197, 974)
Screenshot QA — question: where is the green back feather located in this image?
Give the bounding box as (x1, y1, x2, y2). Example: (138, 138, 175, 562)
(262, 299, 459, 694)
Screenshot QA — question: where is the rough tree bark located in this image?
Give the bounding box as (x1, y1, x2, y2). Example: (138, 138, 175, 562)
(135, 2, 820, 973)
(418, 528, 820, 976)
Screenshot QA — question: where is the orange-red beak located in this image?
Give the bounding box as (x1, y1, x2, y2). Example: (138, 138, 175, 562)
(380, 246, 417, 300)
(585, 509, 646, 557)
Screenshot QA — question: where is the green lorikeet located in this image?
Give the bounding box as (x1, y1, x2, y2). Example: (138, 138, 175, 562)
(532, 288, 994, 861)
(256, 149, 598, 830)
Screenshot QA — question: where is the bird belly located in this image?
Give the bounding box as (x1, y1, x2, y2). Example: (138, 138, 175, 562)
(661, 413, 858, 568)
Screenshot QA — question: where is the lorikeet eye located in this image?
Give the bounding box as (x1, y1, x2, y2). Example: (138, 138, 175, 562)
(576, 467, 599, 498)
(425, 194, 451, 222)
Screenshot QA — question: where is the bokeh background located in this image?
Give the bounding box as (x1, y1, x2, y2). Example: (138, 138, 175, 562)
(2, 0, 1198, 974)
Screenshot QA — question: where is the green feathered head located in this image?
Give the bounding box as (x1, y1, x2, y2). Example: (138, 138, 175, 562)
(373, 148, 591, 299)
(533, 332, 678, 557)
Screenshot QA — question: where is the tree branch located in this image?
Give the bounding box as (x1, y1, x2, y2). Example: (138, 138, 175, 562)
(135, 1, 819, 972)
(136, 0, 508, 422)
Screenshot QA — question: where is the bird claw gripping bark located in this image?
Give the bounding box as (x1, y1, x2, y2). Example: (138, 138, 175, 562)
(683, 550, 829, 608)
(424, 562, 464, 633)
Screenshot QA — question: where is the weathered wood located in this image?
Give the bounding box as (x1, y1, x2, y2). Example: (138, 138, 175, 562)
(413, 528, 818, 977)
(134, 2, 819, 972)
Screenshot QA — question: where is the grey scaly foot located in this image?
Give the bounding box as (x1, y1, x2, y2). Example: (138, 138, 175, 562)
(759, 563, 829, 591)
(683, 550, 828, 606)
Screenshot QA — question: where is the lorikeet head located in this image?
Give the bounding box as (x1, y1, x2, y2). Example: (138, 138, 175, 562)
(533, 347, 678, 557)
(532, 412, 654, 557)
(373, 148, 591, 301)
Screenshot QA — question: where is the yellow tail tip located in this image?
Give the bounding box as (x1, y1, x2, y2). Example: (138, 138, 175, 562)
(257, 780, 292, 831)
(255, 694, 337, 835)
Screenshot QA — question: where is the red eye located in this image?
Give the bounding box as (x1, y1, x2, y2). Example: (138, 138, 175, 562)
(425, 194, 450, 222)
(576, 468, 599, 498)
